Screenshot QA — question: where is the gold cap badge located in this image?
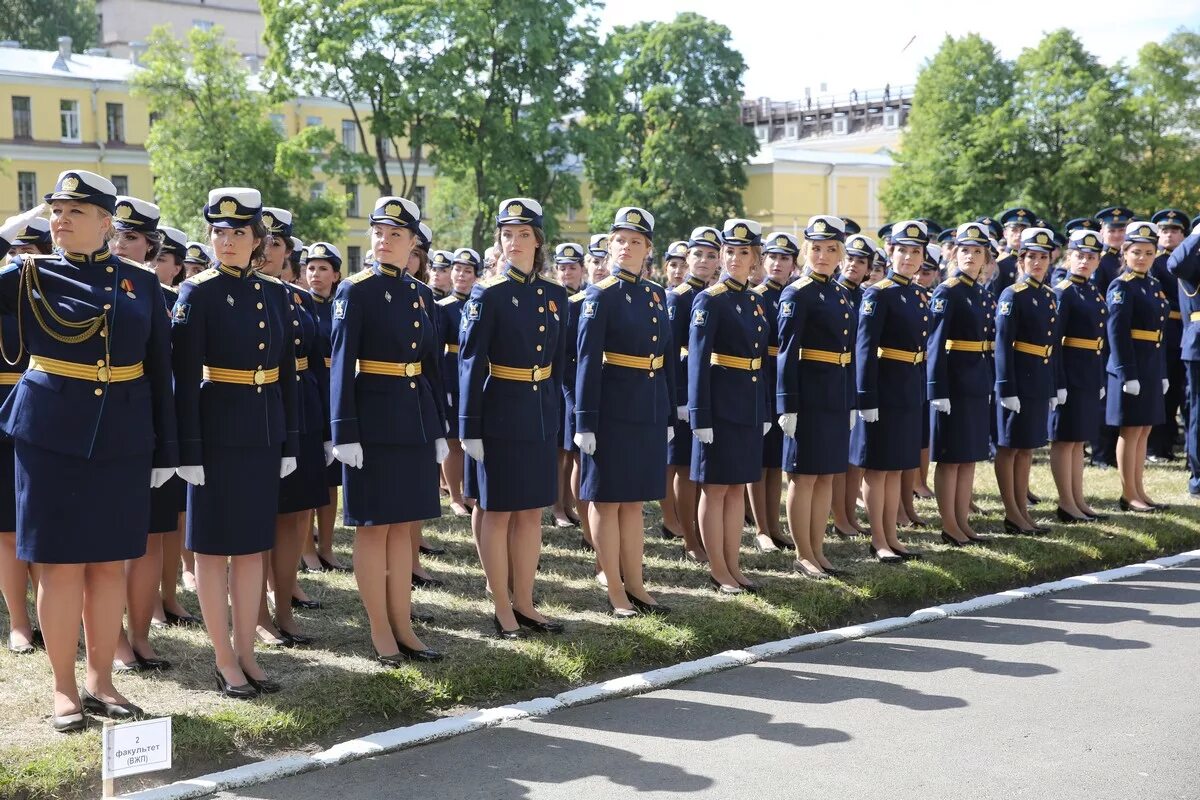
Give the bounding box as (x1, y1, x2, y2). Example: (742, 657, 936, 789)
(733, 224, 748, 239)
(61, 175, 79, 192)
(311, 244, 326, 257)
(384, 202, 401, 218)
(507, 203, 523, 217)
(814, 221, 827, 233)
(115, 204, 132, 219)
(775, 236, 788, 246)
(907, 225, 920, 237)
(1037, 233, 1049, 245)
(219, 199, 237, 216)
(626, 211, 642, 225)
(262, 213, 275, 228)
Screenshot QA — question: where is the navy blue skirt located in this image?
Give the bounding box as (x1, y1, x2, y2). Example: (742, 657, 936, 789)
(581, 419, 666, 502)
(326, 460, 342, 487)
(1049, 387, 1103, 443)
(0, 441, 15, 532)
(279, 430, 330, 514)
(562, 395, 578, 452)
(149, 474, 185, 534)
(921, 399, 931, 451)
(930, 395, 990, 464)
(761, 419, 784, 469)
(465, 437, 557, 512)
(16, 441, 151, 563)
(996, 393, 1049, 449)
(187, 444, 280, 556)
(784, 407, 850, 475)
(343, 442, 439, 526)
(691, 421, 763, 485)
(850, 405, 922, 471)
(1105, 373, 1165, 428)
(667, 416, 692, 467)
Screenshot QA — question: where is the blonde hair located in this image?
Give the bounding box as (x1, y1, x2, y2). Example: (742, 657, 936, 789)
(801, 239, 845, 267)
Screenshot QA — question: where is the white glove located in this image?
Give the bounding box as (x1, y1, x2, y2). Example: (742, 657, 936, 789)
(779, 413, 797, 438)
(463, 438, 484, 462)
(859, 408, 879, 423)
(1163, 378, 1169, 394)
(434, 438, 449, 464)
(762, 421, 771, 436)
(666, 426, 675, 443)
(1001, 396, 1021, 413)
(177, 465, 205, 486)
(1056, 388, 1067, 405)
(1123, 380, 1141, 396)
(323, 440, 335, 466)
(0, 203, 45, 243)
(446, 392, 454, 409)
(1049, 397, 1060, 411)
(280, 456, 297, 478)
(573, 431, 597, 455)
(1100, 387, 1106, 400)
(931, 398, 951, 415)
(676, 405, 688, 422)
(849, 411, 857, 429)
(694, 427, 714, 444)
(150, 468, 174, 489)
(333, 442, 364, 469)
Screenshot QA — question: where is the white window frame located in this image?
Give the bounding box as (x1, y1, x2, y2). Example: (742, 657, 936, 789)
(832, 115, 848, 135)
(883, 110, 899, 130)
(60, 99, 80, 143)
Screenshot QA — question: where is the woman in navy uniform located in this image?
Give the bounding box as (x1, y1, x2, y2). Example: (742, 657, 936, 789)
(664, 226, 721, 562)
(173, 187, 299, 699)
(428, 249, 453, 300)
(852, 220, 930, 563)
(459, 198, 568, 637)
(0, 172, 177, 730)
(663, 240, 688, 289)
(900, 246, 940, 526)
(585, 234, 609, 285)
(564, 260, 596, 552)
(183, 241, 212, 278)
(1167, 223, 1200, 496)
(777, 216, 854, 579)
(993, 227, 1059, 534)
(748, 231, 797, 553)
(330, 196, 447, 663)
(302, 242, 348, 572)
(927, 223, 993, 545)
(1048, 229, 1109, 522)
(830, 233, 872, 539)
(1148, 209, 1189, 461)
(438, 246, 481, 518)
(2, 216, 52, 260)
(688, 219, 771, 593)
(1106, 220, 1169, 512)
(574, 208, 674, 616)
(256, 213, 332, 646)
(553, 242, 586, 531)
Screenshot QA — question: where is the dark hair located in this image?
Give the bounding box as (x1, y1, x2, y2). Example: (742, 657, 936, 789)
(493, 226, 548, 274)
(205, 220, 268, 267)
(162, 252, 185, 286)
(109, 228, 163, 263)
(411, 246, 429, 284)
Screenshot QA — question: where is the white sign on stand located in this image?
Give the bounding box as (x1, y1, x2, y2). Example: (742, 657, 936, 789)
(102, 716, 172, 781)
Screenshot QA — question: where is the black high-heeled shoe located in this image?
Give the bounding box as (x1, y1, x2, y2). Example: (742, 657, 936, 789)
(164, 610, 202, 627)
(793, 560, 829, 579)
(1056, 507, 1089, 524)
(291, 597, 323, 610)
(1027, 490, 1042, 505)
(964, 533, 992, 543)
(940, 531, 967, 547)
(659, 525, 678, 540)
(708, 576, 743, 595)
(317, 554, 352, 572)
(1004, 518, 1037, 535)
(736, 579, 762, 594)
(753, 536, 779, 554)
(418, 543, 447, 556)
(243, 673, 282, 694)
(410, 609, 435, 624)
(1083, 511, 1109, 521)
(895, 549, 923, 561)
(867, 544, 903, 564)
(629, 596, 670, 616)
(492, 616, 525, 639)
(411, 574, 445, 589)
(608, 601, 639, 619)
(213, 667, 258, 700)
(133, 651, 172, 671)
(769, 536, 796, 551)
(52, 710, 87, 733)
(821, 565, 851, 578)
(396, 641, 444, 662)
(277, 627, 313, 647)
(81, 687, 144, 720)
(513, 609, 565, 634)
(1119, 497, 1157, 513)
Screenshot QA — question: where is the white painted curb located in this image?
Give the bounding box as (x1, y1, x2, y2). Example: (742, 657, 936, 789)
(122, 549, 1200, 800)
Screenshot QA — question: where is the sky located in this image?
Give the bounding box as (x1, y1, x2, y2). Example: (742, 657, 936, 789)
(597, 0, 1189, 101)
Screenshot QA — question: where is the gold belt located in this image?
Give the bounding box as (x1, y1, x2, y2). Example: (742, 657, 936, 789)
(878, 346, 925, 364)
(603, 351, 665, 371)
(295, 357, 309, 371)
(983, 341, 995, 352)
(203, 365, 279, 385)
(798, 348, 851, 366)
(710, 353, 761, 370)
(1170, 310, 1181, 321)
(324, 357, 332, 369)
(489, 363, 552, 382)
(766, 345, 780, 357)
(944, 340, 987, 353)
(30, 355, 143, 383)
(1013, 341, 1053, 357)
(1131, 328, 1162, 343)
(0, 373, 19, 385)
(1063, 336, 1102, 352)
(445, 344, 460, 354)
(357, 359, 422, 377)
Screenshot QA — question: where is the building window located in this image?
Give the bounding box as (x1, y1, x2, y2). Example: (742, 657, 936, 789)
(269, 113, 285, 135)
(883, 109, 899, 130)
(755, 124, 768, 142)
(347, 246, 362, 274)
(411, 186, 426, 212)
(306, 115, 321, 129)
(376, 134, 391, 158)
(12, 96, 31, 140)
(17, 172, 37, 211)
(785, 122, 798, 139)
(566, 206, 576, 223)
(106, 102, 125, 143)
(341, 120, 356, 152)
(193, 20, 214, 31)
(310, 182, 324, 202)
(60, 99, 81, 142)
(832, 115, 848, 135)
(111, 175, 129, 195)
(346, 183, 359, 217)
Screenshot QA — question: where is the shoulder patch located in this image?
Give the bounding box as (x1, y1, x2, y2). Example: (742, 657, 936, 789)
(872, 278, 894, 290)
(594, 275, 619, 290)
(752, 283, 769, 295)
(704, 283, 728, 297)
(1056, 278, 1071, 291)
(1119, 271, 1137, 282)
(569, 290, 587, 303)
(1012, 282, 1028, 293)
(347, 270, 375, 285)
(780, 300, 795, 318)
(184, 267, 220, 285)
(860, 297, 876, 316)
(795, 276, 813, 290)
(932, 296, 946, 313)
(481, 274, 508, 288)
(944, 276, 960, 288)
(436, 295, 459, 306)
(671, 283, 694, 296)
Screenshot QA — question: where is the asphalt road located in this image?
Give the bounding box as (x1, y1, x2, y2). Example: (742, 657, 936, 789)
(217, 565, 1200, 800)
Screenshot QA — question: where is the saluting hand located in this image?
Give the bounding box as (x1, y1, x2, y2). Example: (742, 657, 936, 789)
(333, 442, 364, 469)
(434, 438, 449, 464)
(779, 413, 797, 438)
(176, 465, 205, 486)
(0, 203, 46, 243)
(573, 432, 597, 455)
(463, 438, 485, 462)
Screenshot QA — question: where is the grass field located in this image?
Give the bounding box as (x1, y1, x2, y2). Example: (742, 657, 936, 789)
(2, 456, 1198, 799)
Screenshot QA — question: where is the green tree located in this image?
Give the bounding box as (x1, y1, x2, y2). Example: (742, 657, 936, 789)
(881, 34, 1016, 223)
(131, 26, 352, 242)
(580, 12, 757, 245)
(0, 0, 97, 52)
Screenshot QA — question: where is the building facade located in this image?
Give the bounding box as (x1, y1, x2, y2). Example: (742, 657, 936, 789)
(95, 0, 265, 59)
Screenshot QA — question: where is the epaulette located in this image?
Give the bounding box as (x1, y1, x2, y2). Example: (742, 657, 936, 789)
(1056, 278, 1072, 291)
(752, 283, 769, 296)
(1119, 271, 1137, 282)
(480, 274, 508, 288)
(184, 267, 220, 285)
(871, 278, 894, 290)
(794, 276, 813, 290)
(436, 295, 459, 306)
(671, 283, 694, 296)
(569, 290, 587, 303)
(944, 276, 960, 288)
(594, 275, 619, 290)
(539, 272, 561, 286)
(704, 283, 728, 296)
(347, 269, 375, 285)
(1012, 282, 1028, 292)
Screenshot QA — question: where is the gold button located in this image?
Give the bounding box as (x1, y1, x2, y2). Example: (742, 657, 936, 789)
(100, 330, 106, 338)
(649, 302, 654, 308)
(539, 325, 545, 332)
(840, 298, 846, 304)
(411, 342, 417, 349)
(536, 345, 543, 351)
(757, 326, 762, 332)
(844, 313, 849, 319)
(1043, 358, 1049, 364)
(254, 283, 261, 290)
(410, 284, 415, 290)
(258, 343, 265, 350)
(532, 385, 539, 391)
(649, 371, 655, 377)
(294, 338, 301, 345)
(537, 288, 544, 295)
(410, 381, 417, 389)
(94, 387, 103, 396)
(257, 386, 263, 394)
(105, 286, 113, 292)
(923, 316, 928, 321)
(652, 317, 657, 323)
(257, 303, 263, 309)
(259, 321, 266, 328)
(652, 335, 658, 341)
(1047, 331, 1052, 335)
(96, 359, 105, 366)
(413, 302, 419, 309)
(843, 330, 848, 335)
(413, 321, 420, 328)
(751, 376, 757, 382)
(106, 266, 113, 273)
(538, 307, 545, 313)
(103, 304, 112, 310)
(293, 320, 299, 327)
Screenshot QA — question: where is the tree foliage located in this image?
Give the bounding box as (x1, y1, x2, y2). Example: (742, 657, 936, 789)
(0, 0, 97, 52)
(131, 26, 352, 242)
(580, 12, 757, 245)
